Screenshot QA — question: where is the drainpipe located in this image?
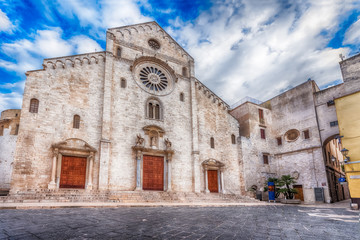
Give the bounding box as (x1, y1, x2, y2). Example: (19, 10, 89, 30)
(311, 81, 323, 188)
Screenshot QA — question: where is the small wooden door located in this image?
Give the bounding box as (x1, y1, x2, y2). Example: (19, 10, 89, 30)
(208, 170, 219, 193)
(143, 155, 164, 191)
(293, 185, 304, 201)
(60, 156, 87, 189)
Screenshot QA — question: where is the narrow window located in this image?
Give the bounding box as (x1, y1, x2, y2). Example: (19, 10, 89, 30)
(327, 100, 335, 106)
(180, 93, 184, 102)
(259, 109, 264, 123)
(0, 125, 3, 136)
(277, 137, 282, 146)
(29, 98, 39, 113)
(210, 137, 215, 149)
(260, 128, 266, 139)
(182, 67, 188, 77)
(148, 103, 153, 118)
(15, 124, 19, 135)
(155, 104, 160, 119)
(263, 154, 269, 164)
(73, 115, 80, 129)
(121, 78, 126, 88)
(303, 130, 310, 139)
(330, 121, 338, 127)
(231, 134, 236, 144)
(117, 47, 121, 57)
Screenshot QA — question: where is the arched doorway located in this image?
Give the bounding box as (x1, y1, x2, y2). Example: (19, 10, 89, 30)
(48, 138, 96, 190)
(202, 159, 225, 193)
(323, 135, 349, 202)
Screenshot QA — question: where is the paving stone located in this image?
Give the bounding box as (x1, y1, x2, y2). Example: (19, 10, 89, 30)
(0, 206, 358, 239)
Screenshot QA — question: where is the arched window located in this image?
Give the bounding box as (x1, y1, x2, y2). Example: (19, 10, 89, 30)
(148, 103, 154, 118)
(73, 115, 80, 129)
(121, 78, 126, 88)
(155, 104, 160, 119)
(180, 93, 184, 102)
(116, 47, 121, 57)
(231, 134, 236, 144)
(146, 98, 162, 120)
(29, 98, 39, 113)
(210, 137, 215, 149)
(182, 67, 188, 77)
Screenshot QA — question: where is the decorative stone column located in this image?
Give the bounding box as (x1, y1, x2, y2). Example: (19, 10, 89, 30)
(220, 169, 225, 194)
(135, 150, 142, 190)
(48, 148, 58, 189)
(204, 167, 210, 193)
(87, 152, 94, 190)
(167, 153, 172, 192)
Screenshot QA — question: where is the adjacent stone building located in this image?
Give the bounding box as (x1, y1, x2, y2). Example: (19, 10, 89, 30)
(1, 21, 359, 205)
(230, 53, 360, 204)
(0, 109, 20, 191)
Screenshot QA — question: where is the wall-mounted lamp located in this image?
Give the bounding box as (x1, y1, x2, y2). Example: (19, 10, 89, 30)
(341, 148, 350, 162)
(341, 148, 349, 156)
(331, 156, 336, 162)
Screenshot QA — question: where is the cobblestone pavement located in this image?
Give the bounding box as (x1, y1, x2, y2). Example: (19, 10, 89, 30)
(0, 205, 358, 240)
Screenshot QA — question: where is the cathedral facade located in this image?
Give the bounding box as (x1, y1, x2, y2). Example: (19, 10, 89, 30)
(8, 22, 244, 195)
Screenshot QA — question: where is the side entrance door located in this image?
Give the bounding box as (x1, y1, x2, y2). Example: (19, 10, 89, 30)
(208, 170, 219, 193)
(60, 156, 87, 189)
(293, 185, 304, 201)
(143, 155, 164, 191)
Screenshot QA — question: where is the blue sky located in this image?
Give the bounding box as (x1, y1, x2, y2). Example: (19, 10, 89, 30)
(1, 0, 360, 112)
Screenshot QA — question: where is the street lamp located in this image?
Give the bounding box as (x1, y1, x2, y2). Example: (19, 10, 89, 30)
(341, 148, 350, 162)
(331, 156, 336, 162)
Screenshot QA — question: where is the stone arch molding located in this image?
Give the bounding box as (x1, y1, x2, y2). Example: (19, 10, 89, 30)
(201, 159, 226, 193)
(131, 56, 177, 96)
(48, 138, 97, 190)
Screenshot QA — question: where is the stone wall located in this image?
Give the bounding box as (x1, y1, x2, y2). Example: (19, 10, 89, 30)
(0, 109, 20, 190)
(340, 53, 360, 82)
(10, 52, 106, 191)
(195, 81, 242, 194)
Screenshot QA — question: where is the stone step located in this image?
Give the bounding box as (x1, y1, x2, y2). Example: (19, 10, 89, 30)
(1, 190, 258, 204)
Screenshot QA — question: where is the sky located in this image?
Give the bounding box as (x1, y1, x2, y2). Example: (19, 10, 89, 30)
(1, 0, 360, 112)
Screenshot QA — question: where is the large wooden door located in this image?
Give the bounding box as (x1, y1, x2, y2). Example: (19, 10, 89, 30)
(60, 156, 87, 189)
(208, 170, 219, 193)
(293, 185, 304, 201)
(143, 155, 164, 191)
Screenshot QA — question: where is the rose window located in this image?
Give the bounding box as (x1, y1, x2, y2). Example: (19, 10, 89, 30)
(139, 67, 168, 91)
(148, 39, 160, 50)
(133, 62, 175, 96)
(285, 129, 300, 142)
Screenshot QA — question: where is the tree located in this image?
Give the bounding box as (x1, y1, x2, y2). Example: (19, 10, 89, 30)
(277, 175, 297, 199)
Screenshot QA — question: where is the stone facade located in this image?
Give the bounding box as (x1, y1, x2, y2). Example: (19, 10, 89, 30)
(230, 70, 360, 203)
(9, 22, 243, 195)
(0, 109, 20, 190)
(2, 21, 360, 204)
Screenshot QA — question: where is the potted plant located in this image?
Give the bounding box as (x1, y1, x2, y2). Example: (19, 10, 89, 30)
(277, 175, 300, 204)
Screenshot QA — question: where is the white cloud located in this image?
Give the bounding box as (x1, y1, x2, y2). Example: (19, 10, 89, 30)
(0, 29, 103, 112)
(53, 0, 152, 38)
(0, 9, 14, 33)
(0, 80, 25, 112)
(70, 35, 103, 54)
(169, 0, 357, 104)
(0, 28, 103, 75)
(344, 18, 360, 45)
